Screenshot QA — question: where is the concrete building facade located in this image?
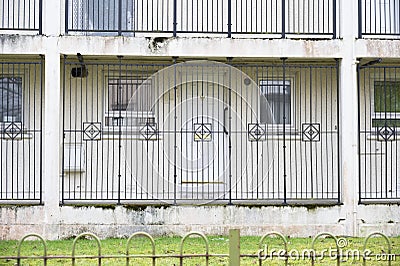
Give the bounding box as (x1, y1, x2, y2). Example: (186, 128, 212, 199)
(0, 0, 400, 239)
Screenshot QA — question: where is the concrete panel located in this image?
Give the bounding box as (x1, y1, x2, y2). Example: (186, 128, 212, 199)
(0, 205, 399, 239)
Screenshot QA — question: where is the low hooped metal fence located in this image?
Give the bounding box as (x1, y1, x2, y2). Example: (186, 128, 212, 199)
(0, 229, 397, 265)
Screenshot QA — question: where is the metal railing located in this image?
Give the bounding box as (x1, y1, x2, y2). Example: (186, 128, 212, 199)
(0, 58, 43, 203)
(0, 230, 397, 265)
(358, 0, 400, 38)
(0, 0, 42, 33)
(65, 0, 338, 38)
(358, 62, 400, 203)
(61, 57, 340, 205)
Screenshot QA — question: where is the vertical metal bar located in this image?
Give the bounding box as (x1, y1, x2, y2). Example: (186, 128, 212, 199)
(39, 0, 43, 33)
(37, 57, 42, 202)
(227, 57, 233, 204)
(61, 55, 67, 204)
(332, 0, 337, 38)
(309, 66, 314, 198)
(383, 68, 388, 199)
(65, 0, 69, 34)
(11, 63, 15, 198)
(0, 64, 3, 199)
(28, 62, 32, 199)
(118, 0, 122, 35)
(281, 0, 286, 38)
(373, 0, 377, 34)
(229, 229, 240, 266)
(196, 0, 200, 33)
(356, 62, 362, 203)
(322, 0, 325, 35)
(227, 0, 232, 37)
(335, 59, 341, 203)
(173, 0, 177, 36)
(173, 57, 178, 204)
(78, 61, 83, 199)
(281, 58, 287, 204)
(22, 62, 26, 199)
(117, 56, 123, 203)
(358, 0, 362, 38)
(395, 68, 399, 199)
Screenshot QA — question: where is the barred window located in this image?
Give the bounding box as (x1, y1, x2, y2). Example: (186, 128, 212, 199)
(372, 80, 400, 127)
(0, 77, 23, 123)
(259, 80, 291, 125)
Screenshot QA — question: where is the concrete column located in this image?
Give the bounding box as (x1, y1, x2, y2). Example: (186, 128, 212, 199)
(339, 0, 359, 236)
(41, 0, 62, 239)
(42, 44, 61, 239)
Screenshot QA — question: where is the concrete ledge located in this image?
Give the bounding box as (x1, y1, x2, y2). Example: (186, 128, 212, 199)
(0, 35, 343, 58)
(0, 205, 399, 239)
(356, 39, 400, 58)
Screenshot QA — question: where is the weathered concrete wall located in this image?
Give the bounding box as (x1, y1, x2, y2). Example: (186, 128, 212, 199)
(0, 204, 399, 240)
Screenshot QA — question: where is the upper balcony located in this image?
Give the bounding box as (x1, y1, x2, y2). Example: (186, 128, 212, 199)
(1, 0, 400, 41)
(64, 0, 339, 38)
(0, 0, 42, 34)
(358, 0, 400, 38)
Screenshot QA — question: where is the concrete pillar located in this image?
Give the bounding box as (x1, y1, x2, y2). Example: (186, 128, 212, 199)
(339, 0, 359, 236)
(42, 41, 61, 239)
(42, 0, 62, 239)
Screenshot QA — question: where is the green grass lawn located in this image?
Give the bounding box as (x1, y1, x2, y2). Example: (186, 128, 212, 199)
(0, 234, 399, 265)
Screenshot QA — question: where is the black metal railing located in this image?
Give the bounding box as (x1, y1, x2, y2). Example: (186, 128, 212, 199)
(0, 0, 42, 33)
(0, 58, 43, 203)
(358, 62, 400, 202)
(65, 0, 338, 38)
(358, 0, 400, 38)
(62, 57, 340, 205)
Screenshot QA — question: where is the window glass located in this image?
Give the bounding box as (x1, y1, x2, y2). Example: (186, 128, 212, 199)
(108, 78, 152, 111)
(260, 80, 291, 125)
(74, 0, 134, 32)
(106, 78, 153, 127)
(374, 81, 400, 112)
(373, 80, 400, 127)
(0, 77, 22, 123)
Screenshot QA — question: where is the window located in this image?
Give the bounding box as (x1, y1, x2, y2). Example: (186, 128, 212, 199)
(259, 80, 291, 125)
(105, 78, 154, 127)
(73, 0, 134, 33)
(372, 80, 400, 127)
(0, 77, 23, 123)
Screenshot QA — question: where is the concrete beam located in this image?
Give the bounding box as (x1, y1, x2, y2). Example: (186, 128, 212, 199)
(1, 35, 343, 59)
(355, 39, 400, 58)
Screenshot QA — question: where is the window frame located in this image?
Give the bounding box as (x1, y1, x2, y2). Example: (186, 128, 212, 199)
(103, 75, 155, 131)
(258, 77, 297, 133)
(0, 74, 24, 125)
(371, 79, 400, 128)
(72, 0, 135, 35)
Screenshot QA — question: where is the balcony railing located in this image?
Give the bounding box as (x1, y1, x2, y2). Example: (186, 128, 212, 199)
(61, 58, 340, 204)
(65, 0, 338, 38)
(358, 0, 400, 38)
(0, 58, 44, 203)
(358, 63, 400, 202)
(0, 0, 42, 33)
